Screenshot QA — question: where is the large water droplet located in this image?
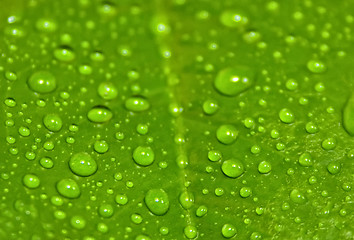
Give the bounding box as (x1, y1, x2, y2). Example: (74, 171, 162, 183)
(69, 152, 97, 177)
(214, 67, 254, 96)
(28, 71, 57, 93)
(87, 106, 112, 123)
(221, 223, 237, 238)
(125, 97, 150, 112)
(216, 124, 238, 144)
(145, 189, 170, 215)
(221, 159, 244, 178)
(56, 178, 81, 199)
(43, 114, 62, 132)
(133, 146, 155, 166)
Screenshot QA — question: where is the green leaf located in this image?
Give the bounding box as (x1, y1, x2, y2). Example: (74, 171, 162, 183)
(1, 0, 353, 239)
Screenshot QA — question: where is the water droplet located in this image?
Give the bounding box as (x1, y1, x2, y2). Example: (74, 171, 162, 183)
(131, 213, 143, 224)
(179, 191, 194, 209)
(221, 159, 244, 178)
(70, 215, 86, 230)
(98, 82, 118, 100)
(305, 122, 319, 134)
(133, 146, 155, 166)
(184, 225, 198, 239)
(40, 157, 54, 169)
(56, 178, 81, 199)
(278, 108, 295, 123)
(214, 67, 254, 96)
(221, 223, 237, 238)
(208, 150, 222, 162)
(4, 98, 16, 107)
(22, 174, 40, 189)
(144, 188, 170, 215)
(298, 152, 313, 167)
(18, 126, 31, 137)
(159, 226, 169, 235)
(290, 189, 306, 204)
(54, 47, 75, 62)
(216, 124, 238, 144)
(202, 99, 219, 115)
(98, 203, 114, 218)
(43, 114, 62, 132)
(285, 79, 298, 91)
(321, 137, 336, 150)
(69, 152, 97, 177)
(327, 162, 341, 174)
(135, 235, 151, 240)
(115, 194, 128, 205)
(125, 97, 150, 112)
(239, 187, 252, 198)
(307, 60, 327, 73)
(35, 18, 57, 32)
(136, 123, 148, 135)
(343, 94, 354, 136)
(220, 10, 248, 28)
(94, 140, 109, 153)
(250, 232, 262, 239)
(196, 205, 208, 217)
(28, 71, 57, 93)
(258, 161, 271, 173)
(87, 106, 112, 123)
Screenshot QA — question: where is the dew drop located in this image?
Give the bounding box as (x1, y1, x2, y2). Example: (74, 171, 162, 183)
(278, 108, 295, 123)
(98, 82, 118, 100)
(202, 99, 219, 115)
(221, 159, 244, 178)
(70, 215, 86, 230)
(321, 137, 336, 150)
(258, 161, 271, 173)
(305, 122, 319, 134)
(56, 178, 81, 199)
(144, 188, 170, 216)
(125, 97, 150, 112)
(28, 71, 57, 93)
(196, 205, 208, 217)
(43, 114, 62, 132)
(307, 60, 327, 73)
(216, 124, 238, 144)
(94, 140, 109, 154)
(87, 106, 112, 123)
(214, 67, 254, 96)
(179, 191, 194, 209)
(184, 225, 198, 239)
(69, 152, 97, 177)
(290, 189, 306, 204)
(115, 194, 128, 205)
(133, 146, 155, 166)
(327, 162, 341, 175)
(39, 157, 54, 169)
(298, 152, 313, 167)
(220, 10, 248, 28)
(98, 203, 114, 218)
(54, 47, 75, 62)
(35, 18, 57, 32)
(22, 174, 40, 189)
(221, 223, 237, 238)
(239, 187, 252, 198)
